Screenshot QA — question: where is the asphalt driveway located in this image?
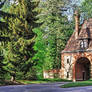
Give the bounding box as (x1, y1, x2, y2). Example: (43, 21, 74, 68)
(0, 82, 92, 92)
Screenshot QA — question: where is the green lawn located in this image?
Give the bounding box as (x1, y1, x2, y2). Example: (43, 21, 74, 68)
(61, 80, 92, 88)
(16, 80, 48, 84)
(17, 78, 72, 84)
(0, 78, 72, 86)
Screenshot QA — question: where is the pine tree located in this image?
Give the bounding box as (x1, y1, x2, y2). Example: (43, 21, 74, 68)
(3, 0, 39, 81)
(0, 0, 11, 79)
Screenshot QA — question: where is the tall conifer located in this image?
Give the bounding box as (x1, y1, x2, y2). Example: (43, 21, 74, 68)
(4, 0, 39, 81)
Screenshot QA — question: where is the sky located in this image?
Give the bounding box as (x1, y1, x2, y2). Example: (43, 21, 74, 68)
(65, 0, 84, 21)
(1, 0, 84, 21)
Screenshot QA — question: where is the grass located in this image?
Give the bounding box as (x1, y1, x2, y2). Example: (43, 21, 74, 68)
(0, 80, 21, 86)
(2, 78, 92, 88)
(17, 78, 72, 84)
(16, 80, 48, 84)
(0, 78, 71, 86)
(61, 80, 92, 88)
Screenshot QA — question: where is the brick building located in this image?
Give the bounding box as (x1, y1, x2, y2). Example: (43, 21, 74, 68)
(61, 11, 92, 82)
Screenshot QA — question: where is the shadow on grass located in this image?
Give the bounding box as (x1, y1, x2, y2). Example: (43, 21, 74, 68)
(0, 80, 23, 86)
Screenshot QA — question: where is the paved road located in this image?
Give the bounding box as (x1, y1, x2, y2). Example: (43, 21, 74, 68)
(0, 82, 92, 92)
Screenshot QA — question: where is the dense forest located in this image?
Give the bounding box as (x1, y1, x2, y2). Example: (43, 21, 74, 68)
(0, 0, 91, 81)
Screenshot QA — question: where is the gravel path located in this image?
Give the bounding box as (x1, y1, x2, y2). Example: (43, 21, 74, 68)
(0, 82, 92, 92)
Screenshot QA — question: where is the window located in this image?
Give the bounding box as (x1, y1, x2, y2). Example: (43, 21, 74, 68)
(80, 40, 84, 48)
(80, 40, 88, 49)
(67, 72, 69, 78)
(67, 58, 69, 64)
(84, 41, 87, 48)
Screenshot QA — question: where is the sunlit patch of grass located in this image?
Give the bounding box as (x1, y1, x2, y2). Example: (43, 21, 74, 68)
(16, 80, 48, 84)
(61, 80, 92, 88)
(17, 78, 72, 84)
(0, 78, 72, 86)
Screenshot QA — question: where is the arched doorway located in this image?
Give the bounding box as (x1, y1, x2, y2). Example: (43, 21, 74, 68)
(75, 57, 90, 81)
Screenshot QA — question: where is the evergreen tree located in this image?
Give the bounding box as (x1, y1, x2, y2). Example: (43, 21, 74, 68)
(0, 0, 15, 32)
(3, 0, 39, 81)
(0, 0, 11, 79)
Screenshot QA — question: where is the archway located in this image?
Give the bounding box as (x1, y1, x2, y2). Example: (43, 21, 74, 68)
(75, 57, 91, 81)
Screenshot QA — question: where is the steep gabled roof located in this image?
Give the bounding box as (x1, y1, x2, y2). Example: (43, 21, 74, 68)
(62, 18, 92, 53)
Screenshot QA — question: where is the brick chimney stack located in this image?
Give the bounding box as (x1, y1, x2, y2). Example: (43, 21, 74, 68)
(74, 10, 80, 39)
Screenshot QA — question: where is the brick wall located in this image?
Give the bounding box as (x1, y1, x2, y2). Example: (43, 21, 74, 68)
(61, 52, 92, 81)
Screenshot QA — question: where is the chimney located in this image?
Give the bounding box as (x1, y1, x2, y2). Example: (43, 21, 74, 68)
(74, 10, 80, 39)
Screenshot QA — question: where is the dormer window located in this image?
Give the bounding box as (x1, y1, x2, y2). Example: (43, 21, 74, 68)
(80, 40, 88, 49)
(80, 40, 84, 48)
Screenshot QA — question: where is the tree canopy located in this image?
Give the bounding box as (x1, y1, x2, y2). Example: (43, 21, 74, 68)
(0, 0, 89, 81)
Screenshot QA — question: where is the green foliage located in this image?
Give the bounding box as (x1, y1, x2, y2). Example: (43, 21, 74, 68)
(0, 0, 15, 32)
(36, 0, 73, 71)
(0, 0, 11, 79)
(2, 0, 39, 80)
(0, 56, 7, 79)
(33, 28, 47, 79)
(0, 0, 74, 80)
(80, 0, 92, 19)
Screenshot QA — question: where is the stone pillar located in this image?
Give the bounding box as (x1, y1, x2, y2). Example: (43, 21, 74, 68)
(73, 63, 76, 82)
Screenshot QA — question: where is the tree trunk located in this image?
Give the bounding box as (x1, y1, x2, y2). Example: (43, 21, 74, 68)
(11, 75, 15, 81)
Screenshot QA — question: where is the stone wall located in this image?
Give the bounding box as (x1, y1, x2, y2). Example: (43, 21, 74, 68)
(43, 69, 61, 79)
